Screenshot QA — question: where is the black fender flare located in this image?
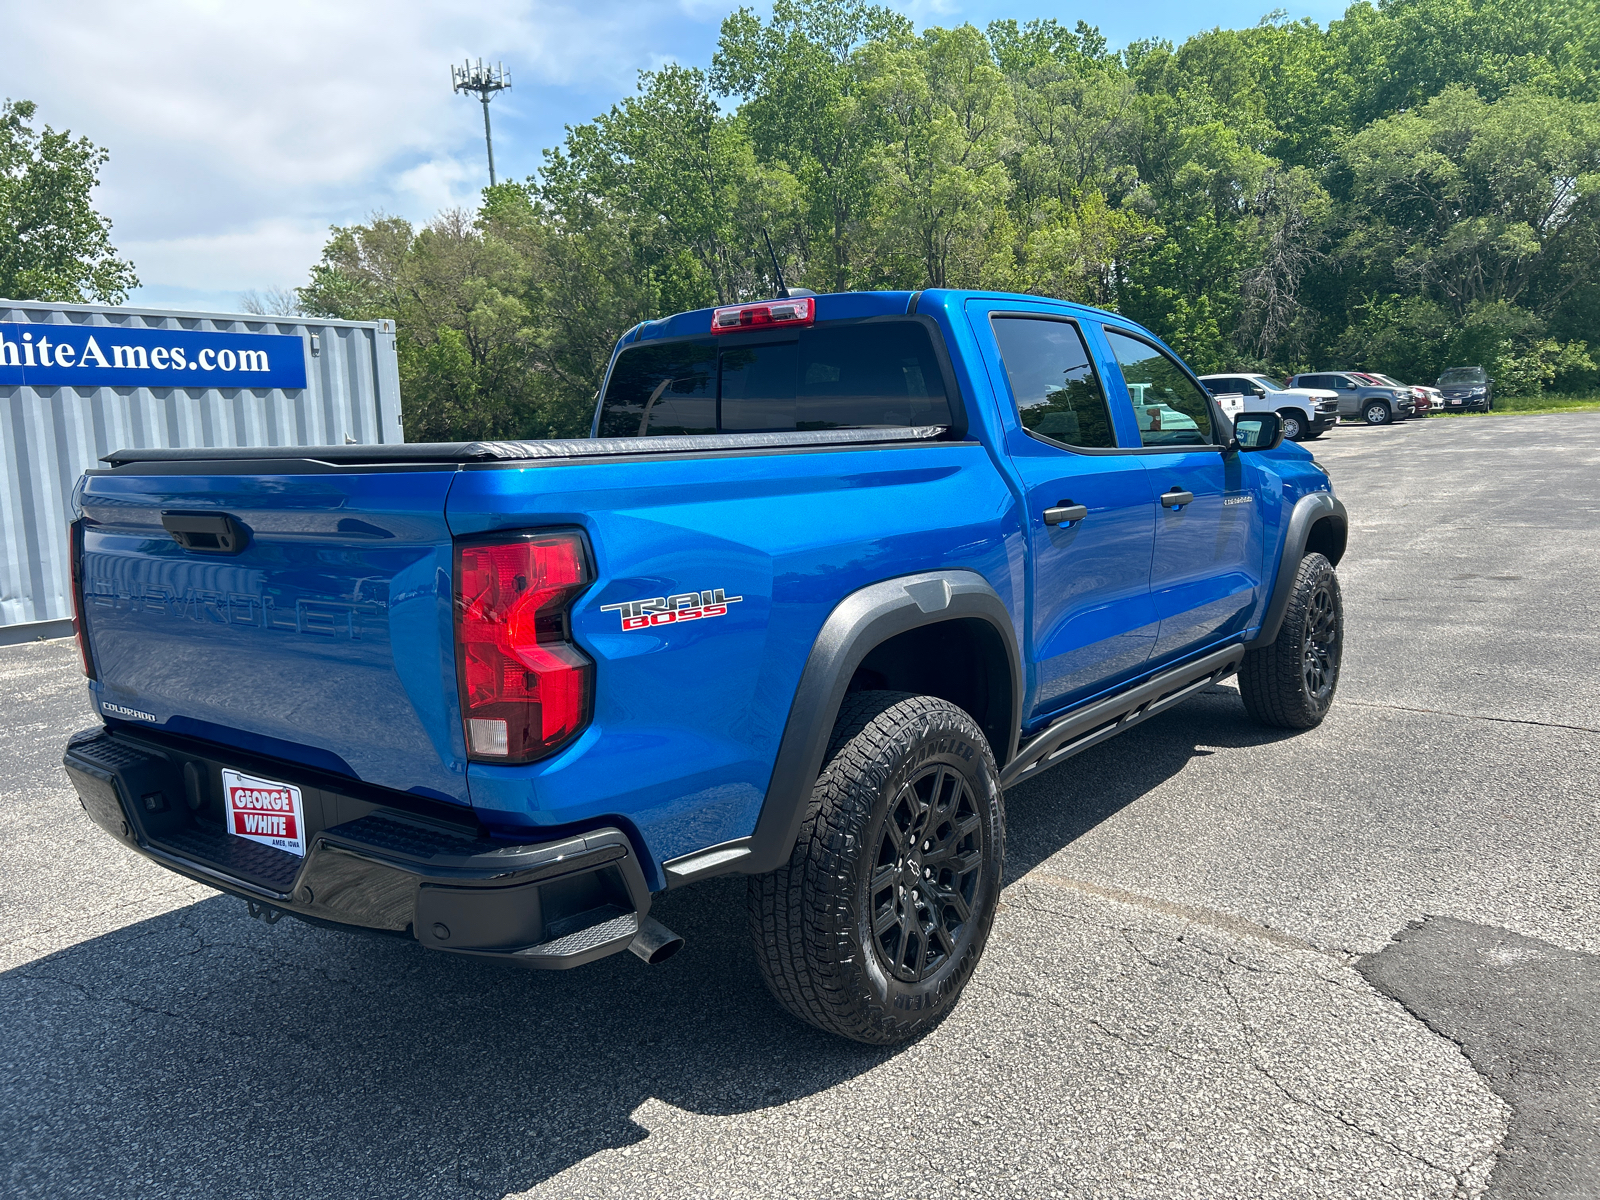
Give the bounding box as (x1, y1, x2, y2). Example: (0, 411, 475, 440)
(1247, 491, 1348, 649)
(661, 569, 1022, 886)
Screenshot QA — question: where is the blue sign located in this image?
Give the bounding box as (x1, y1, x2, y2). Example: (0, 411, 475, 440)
(0, 322, 308, 390)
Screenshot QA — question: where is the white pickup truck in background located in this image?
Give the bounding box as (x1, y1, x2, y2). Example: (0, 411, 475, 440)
(1200, 373, 1340, 442)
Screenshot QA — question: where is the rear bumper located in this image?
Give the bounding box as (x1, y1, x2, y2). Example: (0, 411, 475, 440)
(62, 727, 653, 969)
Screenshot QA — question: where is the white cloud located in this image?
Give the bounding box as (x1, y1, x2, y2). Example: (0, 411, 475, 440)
(118, 218, 333, 294)
(4, 0, 727, 304)
(394, 156, 484, 218)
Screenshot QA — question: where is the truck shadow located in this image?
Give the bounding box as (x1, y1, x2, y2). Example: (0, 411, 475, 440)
(2, 686, 1301, 1198)
(1002, 684, 1301, 879)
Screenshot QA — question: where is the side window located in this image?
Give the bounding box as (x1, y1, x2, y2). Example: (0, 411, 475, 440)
(988, 317, 1116, 449)
(1333, 376, 1356, 391)
(1103, 330, 1215, 447)
(596, 340, 718, 436)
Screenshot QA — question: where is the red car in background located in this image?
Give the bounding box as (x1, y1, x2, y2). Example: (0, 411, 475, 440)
(1356, 373, 1430, 416)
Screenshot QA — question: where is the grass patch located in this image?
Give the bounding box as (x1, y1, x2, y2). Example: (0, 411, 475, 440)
(1432, 392, 1600, 418)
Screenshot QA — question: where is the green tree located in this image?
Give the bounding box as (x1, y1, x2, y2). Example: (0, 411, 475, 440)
(0, 99, 137, 304)
(863, 24, 1018, 288)
(298, 207, 549, 441)
(714, 0, 910, 291)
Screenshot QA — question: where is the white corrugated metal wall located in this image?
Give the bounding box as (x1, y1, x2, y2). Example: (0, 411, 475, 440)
(0, 300, 402, 643)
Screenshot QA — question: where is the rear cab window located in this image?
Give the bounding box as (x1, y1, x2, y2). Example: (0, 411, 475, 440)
(597, 320, 952, 437)
(1103, 329, 1215, 447)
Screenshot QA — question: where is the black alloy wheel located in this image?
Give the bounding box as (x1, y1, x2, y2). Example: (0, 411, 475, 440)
(870, 760, 983, 983)
(1301, 579, 1340, 704)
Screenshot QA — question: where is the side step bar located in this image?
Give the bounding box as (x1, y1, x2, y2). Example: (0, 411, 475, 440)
(1000, 644, 1246, 789)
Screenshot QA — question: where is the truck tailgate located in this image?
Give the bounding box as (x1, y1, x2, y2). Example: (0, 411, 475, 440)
(76, 467, 468, 804)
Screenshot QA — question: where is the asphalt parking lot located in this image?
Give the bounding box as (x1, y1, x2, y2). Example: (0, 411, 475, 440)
(2, 412, 1596, 1199)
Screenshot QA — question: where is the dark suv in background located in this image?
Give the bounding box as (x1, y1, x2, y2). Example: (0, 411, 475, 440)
(1437, 366, 1493, 412)
(1288, 372, 1416, 425)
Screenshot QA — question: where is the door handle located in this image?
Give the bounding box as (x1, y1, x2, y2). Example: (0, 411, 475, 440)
(1160, 489, 1195, 509)
(1043, 501, 1088, 526)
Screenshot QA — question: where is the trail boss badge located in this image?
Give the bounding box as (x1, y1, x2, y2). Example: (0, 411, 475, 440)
(600, 589, 742, 631)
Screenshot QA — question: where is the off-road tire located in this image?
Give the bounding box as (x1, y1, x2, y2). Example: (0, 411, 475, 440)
(748, 691, 1004, 1045)
(1239, 552, 1343, 729)
(1279, 409, 1306, 441)
(1363, 402, 1391, 426)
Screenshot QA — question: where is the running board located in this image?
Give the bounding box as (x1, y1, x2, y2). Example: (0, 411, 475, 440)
(1000, 644, 1246, 789)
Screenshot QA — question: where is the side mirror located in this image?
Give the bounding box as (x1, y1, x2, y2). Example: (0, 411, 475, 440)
(1231, 411, 1284, 452)
(1252, 386, 1266, 398)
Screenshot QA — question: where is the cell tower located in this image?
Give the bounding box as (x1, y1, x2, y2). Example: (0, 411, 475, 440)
(451, 59, 511, 186)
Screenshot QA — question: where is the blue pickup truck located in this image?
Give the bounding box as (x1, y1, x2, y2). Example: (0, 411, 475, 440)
(62, 289, 1346, 1044)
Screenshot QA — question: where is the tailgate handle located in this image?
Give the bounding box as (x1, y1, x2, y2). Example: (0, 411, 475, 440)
(161, 511, 248, 554)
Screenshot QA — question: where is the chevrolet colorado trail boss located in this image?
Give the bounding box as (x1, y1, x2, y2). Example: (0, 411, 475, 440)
(63, 289, 1347, 1045)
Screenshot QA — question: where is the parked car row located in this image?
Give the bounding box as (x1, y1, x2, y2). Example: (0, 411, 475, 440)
(1202, 365, 1494, 440)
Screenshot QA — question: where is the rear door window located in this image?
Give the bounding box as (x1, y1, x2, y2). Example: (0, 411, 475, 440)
(598, 321, 951, 436)
(988, 317, 1116, 449)
(1103, 329, 1215, 447)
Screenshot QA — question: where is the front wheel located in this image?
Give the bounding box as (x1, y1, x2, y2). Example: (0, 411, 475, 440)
(748, 692, 1005, 1044)
(1279, 409, 1306, 441)
(1363, 402, 1392, 426)
(1239, 552, 1343, 729)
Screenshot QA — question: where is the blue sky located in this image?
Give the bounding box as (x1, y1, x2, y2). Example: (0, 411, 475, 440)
(6, 0, 1348, 314)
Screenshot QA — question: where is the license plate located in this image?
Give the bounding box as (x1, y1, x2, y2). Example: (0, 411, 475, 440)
(222, 769, 307, 857)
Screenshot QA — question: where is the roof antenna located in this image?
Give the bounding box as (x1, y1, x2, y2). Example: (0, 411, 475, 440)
(762, 230, 790, 299)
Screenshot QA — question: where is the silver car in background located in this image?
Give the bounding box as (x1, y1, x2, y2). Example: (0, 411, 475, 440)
(1288, 371, 1416, 425)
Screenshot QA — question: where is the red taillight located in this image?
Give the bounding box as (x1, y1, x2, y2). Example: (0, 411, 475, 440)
(710, 295, 814, 334)
(454, 531, 593, 762)
(69, 520, 96, 680)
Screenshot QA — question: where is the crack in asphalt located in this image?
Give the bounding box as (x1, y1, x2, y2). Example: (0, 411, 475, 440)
(1215, 971, 1496, 1197)
(997, 878, 1507, 1195)
(1340, 699, 1600, 735)
(1007, 871, 1328, 956)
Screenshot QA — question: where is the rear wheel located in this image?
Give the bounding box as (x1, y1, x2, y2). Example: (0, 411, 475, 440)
(1239, 552, 1343, 729)
(1278, 409, 1306, 441)
(748, 692, 1004, 1044)
(1363, 402, 1391, 426)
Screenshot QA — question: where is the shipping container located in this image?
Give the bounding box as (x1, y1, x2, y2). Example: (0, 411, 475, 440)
(0, 299, 402, 644)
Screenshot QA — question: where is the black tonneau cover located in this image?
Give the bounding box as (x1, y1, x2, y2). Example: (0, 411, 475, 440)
(100, 425, 949, 468)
